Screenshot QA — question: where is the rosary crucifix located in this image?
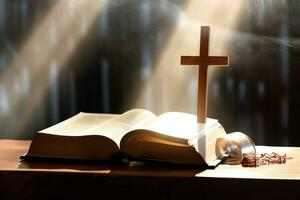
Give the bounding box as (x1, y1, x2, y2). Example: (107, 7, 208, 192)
(181, 26, 229, 123)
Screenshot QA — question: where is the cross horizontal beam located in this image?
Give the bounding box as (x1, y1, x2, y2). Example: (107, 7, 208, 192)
(181, 56, 229, 66)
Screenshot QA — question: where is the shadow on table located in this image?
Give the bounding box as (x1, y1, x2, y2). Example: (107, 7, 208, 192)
(18, 158, 206, 177)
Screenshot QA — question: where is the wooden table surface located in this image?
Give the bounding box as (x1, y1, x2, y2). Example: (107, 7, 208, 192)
(1, 140, 300, 199)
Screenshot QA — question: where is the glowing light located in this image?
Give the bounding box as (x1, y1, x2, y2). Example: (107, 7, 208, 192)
(49, 60, 59, 123)
(0, 85, 9, 113)
(69, 70, 77, 115)
(159, 0, 168, 11)
(141, 42, 152, 80)
(140, 0, 150, 32)
(134, 0, 244, 114)
(99, 0, 109, 38)
(0, 0, 106, 136)
(280, 21, 289, 87)
(48, 22, 58, 46)
(257, 0, 265, 25)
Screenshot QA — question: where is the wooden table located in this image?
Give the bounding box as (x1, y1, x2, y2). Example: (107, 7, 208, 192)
(1, 140, 300, 199)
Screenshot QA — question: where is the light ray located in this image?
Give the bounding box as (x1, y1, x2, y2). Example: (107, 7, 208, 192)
(134, 0, 244, 115)
(0, 0, 106, 137)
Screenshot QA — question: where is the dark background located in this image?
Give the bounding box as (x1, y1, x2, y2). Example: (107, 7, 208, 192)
(0, 0, 299, 146)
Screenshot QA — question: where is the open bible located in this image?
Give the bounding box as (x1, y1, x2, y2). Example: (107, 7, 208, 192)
(22, 109, 228, 168)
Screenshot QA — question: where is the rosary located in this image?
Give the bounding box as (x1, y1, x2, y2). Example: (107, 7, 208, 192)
(241, 152, 288, 167)
(218, 132, 291, 167)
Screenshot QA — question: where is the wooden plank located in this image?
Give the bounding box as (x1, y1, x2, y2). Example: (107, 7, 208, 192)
(0, 140, 300, 199)
(0, 140, 298, 179)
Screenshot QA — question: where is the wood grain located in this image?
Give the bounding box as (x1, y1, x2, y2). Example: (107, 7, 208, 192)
(0, 140, 299, 179)
(1, 140, 300, 199)
(181, 26, 229, 123)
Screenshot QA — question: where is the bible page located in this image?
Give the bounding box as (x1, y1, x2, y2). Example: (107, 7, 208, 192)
(39, 112, 117, 136)
(84, 109, 156, 146)
(141, 112, 218, 140)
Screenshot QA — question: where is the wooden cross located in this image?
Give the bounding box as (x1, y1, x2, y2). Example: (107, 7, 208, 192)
(181, 26, 229, 123)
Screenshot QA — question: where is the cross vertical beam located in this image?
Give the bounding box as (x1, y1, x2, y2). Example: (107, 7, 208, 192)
(181, 26, 229, 123)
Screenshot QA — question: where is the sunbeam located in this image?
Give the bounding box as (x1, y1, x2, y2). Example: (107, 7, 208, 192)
(0, 0, 106, 137)
(134, 0, 244, 115)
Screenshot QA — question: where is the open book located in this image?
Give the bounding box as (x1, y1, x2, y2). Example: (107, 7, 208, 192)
(23, 109, 228, 168)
